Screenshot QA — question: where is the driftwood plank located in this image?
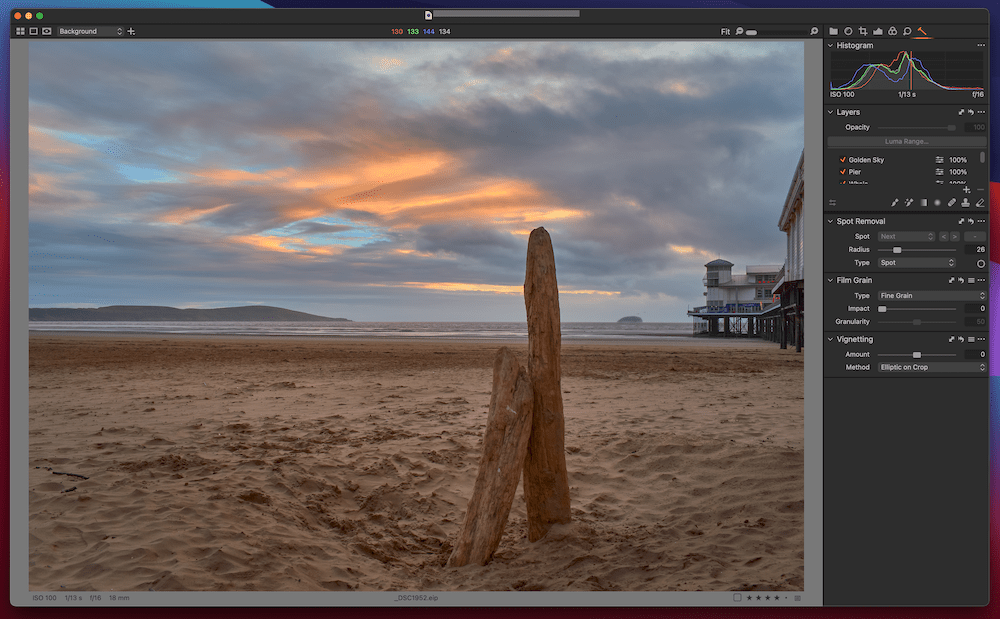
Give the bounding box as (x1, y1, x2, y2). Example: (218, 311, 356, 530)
(447, 347, 534, 567)
(523, 227, 571, 542)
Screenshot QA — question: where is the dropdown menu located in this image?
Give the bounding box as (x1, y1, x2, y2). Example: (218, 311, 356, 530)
(878, 257, 956, 268)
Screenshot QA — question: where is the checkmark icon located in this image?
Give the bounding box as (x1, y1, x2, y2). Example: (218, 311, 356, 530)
(840, 169, 846, 174)
(840, 156, 846, 162)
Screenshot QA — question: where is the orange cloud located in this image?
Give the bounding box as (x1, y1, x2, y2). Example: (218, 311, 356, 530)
(280, 204, 332, 221)
(669, 244, 714, 258)
(229, 234, 348, 256)
(559, 288, 618, 296)
(283, 171, 357, 191)
(373, 57, 405, 72)
(28, 127, 89, 158)
(358, 151, 453, 185)
(188, 166, 297, 184)
(177, 143, 581, 233)
(395, 249, 437, 258)
(394, 282, 618, 296)
(405, 282, 524, 294)
(455, 79, 485, 93)
(157, 203, 233, 225)
(658, 80, 709, 98)
(28, 129, 102, 209)
(482, 47, 515, 64)
(230, 234, 303, 253)
(326, 176, 586, 228)
(28, 171, 102, 215)
(186, 151, 453, 197)
(28, 172, 59, 197)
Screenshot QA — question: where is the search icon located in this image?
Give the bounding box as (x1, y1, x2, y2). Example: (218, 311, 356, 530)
(810, 26, 819, 35)
(903, 26, 911, 36)
(735, 26, 744, 35)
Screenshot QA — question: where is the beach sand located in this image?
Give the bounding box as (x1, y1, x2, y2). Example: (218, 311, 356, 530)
(27, 334, 804, 592)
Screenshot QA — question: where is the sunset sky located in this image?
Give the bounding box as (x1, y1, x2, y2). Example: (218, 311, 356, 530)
(28, 40, 803, 322)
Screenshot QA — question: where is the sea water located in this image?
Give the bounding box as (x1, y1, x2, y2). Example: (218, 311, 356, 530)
(27, 321, 696, 341)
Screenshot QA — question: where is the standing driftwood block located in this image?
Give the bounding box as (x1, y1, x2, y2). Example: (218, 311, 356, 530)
(523, 227, 571, 542)
(447, 347, 534, 567)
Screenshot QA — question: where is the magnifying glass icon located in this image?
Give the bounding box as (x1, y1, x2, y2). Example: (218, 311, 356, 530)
(903, 26, 911, 36)
(810, 26, 819, 35)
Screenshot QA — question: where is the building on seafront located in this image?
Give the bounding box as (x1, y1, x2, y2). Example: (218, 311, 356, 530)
(774, 150, 805, 351)
(687, 260, 783, 338)
(687, 150, 804, 350)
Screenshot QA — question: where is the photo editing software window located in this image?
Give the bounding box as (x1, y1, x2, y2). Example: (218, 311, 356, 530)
(8, 6, 989, 608)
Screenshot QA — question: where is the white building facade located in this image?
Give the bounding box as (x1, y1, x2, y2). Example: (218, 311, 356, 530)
(777, 150, 805, 285)
(773, 150, 805, 351)
(704, 259, 783, 311)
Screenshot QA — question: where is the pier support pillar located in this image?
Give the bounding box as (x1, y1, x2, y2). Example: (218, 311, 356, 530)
(796, 289, 804, 353)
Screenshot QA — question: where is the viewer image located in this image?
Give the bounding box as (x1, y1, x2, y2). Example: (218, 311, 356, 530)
(27, 40, 805, 592)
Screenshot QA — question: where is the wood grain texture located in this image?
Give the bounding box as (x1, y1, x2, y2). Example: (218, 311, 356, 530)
(447, 347, 534, 567)
(522, 227, 572, 542)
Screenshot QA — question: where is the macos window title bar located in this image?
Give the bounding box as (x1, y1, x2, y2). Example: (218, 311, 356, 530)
(9, 8, 988, 40)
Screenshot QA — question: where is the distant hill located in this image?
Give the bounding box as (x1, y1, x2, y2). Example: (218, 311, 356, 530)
(28, 305, 351, 322)
(617, 316, 643, 323)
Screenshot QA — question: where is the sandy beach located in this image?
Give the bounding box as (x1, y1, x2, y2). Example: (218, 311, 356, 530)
(27, 334, 804, 592)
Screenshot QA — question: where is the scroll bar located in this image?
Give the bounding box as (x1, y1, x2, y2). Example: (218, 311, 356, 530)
(426, 10, 581, 18)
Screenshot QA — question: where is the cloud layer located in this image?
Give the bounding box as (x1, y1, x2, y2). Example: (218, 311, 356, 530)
(28, 40, 804, 322)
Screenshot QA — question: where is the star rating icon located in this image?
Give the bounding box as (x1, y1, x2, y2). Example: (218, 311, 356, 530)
(744, 593, 788, 602)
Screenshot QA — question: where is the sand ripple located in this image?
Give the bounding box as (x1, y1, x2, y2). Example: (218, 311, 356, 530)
(29, 335, 803, 591)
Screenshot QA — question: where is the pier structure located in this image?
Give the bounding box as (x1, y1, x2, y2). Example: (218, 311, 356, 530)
(688, 260, 783, 338)
(688, 150, 804, 350)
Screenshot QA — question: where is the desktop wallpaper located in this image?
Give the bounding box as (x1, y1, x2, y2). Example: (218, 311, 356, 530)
(3, 0, 998, 617)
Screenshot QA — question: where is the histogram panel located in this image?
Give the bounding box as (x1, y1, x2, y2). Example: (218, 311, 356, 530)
(830, 51, 984, 93)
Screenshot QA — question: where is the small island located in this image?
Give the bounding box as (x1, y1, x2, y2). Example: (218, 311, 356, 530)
(28, 305, 351, 322)
(617, 316, 643, 323)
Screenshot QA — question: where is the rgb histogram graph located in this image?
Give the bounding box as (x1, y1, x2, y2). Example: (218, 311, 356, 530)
(830, 51, 984, 93)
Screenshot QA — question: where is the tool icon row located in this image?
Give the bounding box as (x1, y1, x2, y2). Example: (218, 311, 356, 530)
(889, 197, 984, 208)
